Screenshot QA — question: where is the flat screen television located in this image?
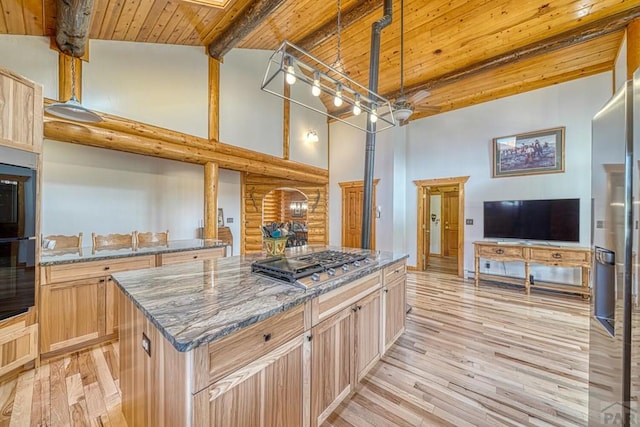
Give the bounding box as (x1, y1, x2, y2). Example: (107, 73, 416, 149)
(483, 198, 580, 242)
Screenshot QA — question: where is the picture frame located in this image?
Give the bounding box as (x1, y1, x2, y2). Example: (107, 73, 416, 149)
(492, 127, 565, 178)
(217, 208, 224, 227)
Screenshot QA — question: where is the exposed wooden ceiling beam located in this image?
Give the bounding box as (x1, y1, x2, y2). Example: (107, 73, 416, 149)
(208, 0, 287, 60)
(388, 5, 640, 104)
(55, 0, 96, 57)
(296, 0, 383, 52)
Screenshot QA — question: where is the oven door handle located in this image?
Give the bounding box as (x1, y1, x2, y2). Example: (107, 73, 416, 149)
(0, 236, 36, 243)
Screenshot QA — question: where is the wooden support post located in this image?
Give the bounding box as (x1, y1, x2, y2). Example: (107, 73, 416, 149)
(628, 18, 640, 79)
(206, 58, 221, 240)
(58, 54, 82, 102)
(54, 0, 96, 57)
(209, 58, 220, 141)
(204, 162, 219, 239)
(283, 84, 290, 160)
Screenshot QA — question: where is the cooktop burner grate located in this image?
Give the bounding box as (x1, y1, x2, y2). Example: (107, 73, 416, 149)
(251, 250, 369, 283)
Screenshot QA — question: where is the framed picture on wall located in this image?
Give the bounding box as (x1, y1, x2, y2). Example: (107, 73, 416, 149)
(492, 127, 565, 178)
(217, 208, 224, 227)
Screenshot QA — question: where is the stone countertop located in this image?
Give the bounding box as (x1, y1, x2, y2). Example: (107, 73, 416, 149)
(40, 239, 227, 266)
(111, 246, 408, 352)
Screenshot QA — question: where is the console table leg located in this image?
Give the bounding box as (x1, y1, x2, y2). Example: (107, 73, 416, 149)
(474, 253, 479, 288)
(525, 262, 531, 295)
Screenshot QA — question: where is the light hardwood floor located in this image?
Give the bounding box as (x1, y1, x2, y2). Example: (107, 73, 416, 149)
(0, 271, 589, 427)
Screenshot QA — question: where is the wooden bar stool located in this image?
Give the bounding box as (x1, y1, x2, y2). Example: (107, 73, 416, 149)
(134, 230, 169, 249)
(42, 232, 83, 250)
(92, 232, 135, 252)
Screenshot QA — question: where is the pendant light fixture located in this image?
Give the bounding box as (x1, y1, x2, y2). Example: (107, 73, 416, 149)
(261, 1, 397, 133)
(46, 54, 102, 123)
(393, 0, 414, 123)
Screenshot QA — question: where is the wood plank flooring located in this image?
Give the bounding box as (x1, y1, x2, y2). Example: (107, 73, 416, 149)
(324, 272, 590, 426)
(0, 271, 589, 426)
(426, 256, 458, 275)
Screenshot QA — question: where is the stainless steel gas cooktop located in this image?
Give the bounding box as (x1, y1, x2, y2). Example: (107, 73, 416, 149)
(251, 250, 376, 289)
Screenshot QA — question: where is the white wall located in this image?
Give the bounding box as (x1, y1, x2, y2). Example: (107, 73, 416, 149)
(220, 48, 329, 167)
(83, 40, 209, 138)
(217, 169, 241, 255)
(42, 141, 206, 247)
(330, 72, 613, 282)
(0, 35, 58, 99)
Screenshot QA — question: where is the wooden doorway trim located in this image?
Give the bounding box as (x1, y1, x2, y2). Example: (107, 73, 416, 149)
(339, 179, 380, 249)
(414, 176, 469, 277)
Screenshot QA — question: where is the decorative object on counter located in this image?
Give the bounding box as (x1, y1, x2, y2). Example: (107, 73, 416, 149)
(261, 1, 396, 134)
(217, 208, 224, 227)
(492, 127, 565, 178)
(135, 230, 169, 249)
(91, 232, 135, 253)
(45, 53, 102, 123)
(217, 226, 233, 256)
(42, 232, 83, 250)
(263, 236, 288, 256)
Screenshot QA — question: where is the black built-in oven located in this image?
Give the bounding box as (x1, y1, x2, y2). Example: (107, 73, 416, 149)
(0, 161, 37, 321)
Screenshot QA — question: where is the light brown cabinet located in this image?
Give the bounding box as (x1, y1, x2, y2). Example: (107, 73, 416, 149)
(0, 67, 43, 154)
(383, 274, 406, 352)
(0, 313, 38, 377)
(158, 247, 225, 266)
(354, 290, 381, 382)
(194, 334, 306, 427)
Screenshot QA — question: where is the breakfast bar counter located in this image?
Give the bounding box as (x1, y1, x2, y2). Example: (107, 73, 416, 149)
(112, 246, 408, 427)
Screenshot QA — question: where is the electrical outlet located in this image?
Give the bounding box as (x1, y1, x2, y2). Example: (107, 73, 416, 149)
(141, 332, 151, 357)
(227, 218, 234, 224)
(529, 274, 534, 284)
(596, 220, 604, 229)
(485, 262, 490, 269)
(466, 219, 474, 225)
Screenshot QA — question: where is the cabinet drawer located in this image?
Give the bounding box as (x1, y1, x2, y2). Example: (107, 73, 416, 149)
(0, 322, 38, 377)
(529, 248, 590, 265)
(42, 255, 155, 284)
(192, 303, 306, 392)
(312, 272, 381, 325)
(477, 245, 525, 260)
(384, 261, 406, 284)
(158, 248, 225, 266)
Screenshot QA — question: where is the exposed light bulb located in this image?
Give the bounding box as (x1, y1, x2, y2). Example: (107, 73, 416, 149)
(312, 72, 321, 97)
(334, 83, 343, 107)
(370, 104, 378, 123)
(285, 64, 296, 85)
(353, 94, 362, 116)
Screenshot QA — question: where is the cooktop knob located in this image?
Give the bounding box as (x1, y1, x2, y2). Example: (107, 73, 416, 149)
(327, 268, 336, 276)
(342, 264, 349, 271)
(353, 261, 361, 267)
(364, 258, 371, 264)
(311, 273, 321, 281)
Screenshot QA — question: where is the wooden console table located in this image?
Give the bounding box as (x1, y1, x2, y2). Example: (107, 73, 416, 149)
(473, 241, 591, 296)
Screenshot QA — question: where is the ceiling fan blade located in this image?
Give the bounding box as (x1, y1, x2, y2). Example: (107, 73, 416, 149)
(409, 90, 430, 104)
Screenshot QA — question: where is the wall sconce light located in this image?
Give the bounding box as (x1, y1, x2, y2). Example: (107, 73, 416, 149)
(290, 201, 308, 211)
(261, 41, 396, 134)
(306, 130, 319, 143)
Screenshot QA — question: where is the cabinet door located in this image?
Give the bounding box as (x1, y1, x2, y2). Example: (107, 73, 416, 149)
(40, 277, 106, 354)
(354, 290, 381, 382)
(195, 335, 305, 427)
(0, 320, 37, 377)
(384, 276, 406, 352)
(0, 67, 43, 153)
(105, 277, 118, 336)
(310, 306, 352, 427)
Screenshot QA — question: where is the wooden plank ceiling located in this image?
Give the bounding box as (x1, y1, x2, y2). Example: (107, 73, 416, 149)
(0, 0, 634, 121)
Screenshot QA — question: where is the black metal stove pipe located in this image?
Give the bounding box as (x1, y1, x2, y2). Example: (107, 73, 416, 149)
(361, 0, 393, 249)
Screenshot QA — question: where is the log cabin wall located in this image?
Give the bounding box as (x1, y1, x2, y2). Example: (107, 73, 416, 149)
(262, 190, 280, 224)
(241, 174, 328, 254)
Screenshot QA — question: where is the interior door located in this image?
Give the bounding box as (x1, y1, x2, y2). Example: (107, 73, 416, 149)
(443, 191, 459, 256)
(421, 186, 431, 270)
(340, 181, 376, 249)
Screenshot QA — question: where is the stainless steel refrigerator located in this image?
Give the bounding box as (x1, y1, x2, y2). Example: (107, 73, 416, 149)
(590, 69, 639, 425)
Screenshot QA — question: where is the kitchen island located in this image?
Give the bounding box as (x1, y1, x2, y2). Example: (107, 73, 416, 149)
(112, 246, 408, 427)
(39, 239, 227, 358)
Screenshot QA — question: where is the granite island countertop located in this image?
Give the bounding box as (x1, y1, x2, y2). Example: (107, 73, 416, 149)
(40, 239, 227, 266)
(111, 245, 408, 352)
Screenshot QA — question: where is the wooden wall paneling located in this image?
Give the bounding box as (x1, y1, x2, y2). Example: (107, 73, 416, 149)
(241, 174, 328, 254)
